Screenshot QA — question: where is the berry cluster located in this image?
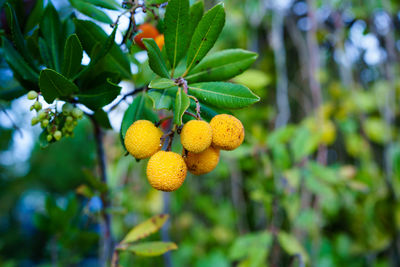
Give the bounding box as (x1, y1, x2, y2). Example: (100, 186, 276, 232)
(124, 114, 244, 192)
(27, 91, 83, 143)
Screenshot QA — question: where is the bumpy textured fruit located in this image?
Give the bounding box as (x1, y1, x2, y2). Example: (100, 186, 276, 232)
(183, 146, 220, 175)
(134, 23, 159, 49)
(146, 151, 187, 191)
(124, 120, 163, 159)
(210, 114, 244, 150)
(155, 34, 164, 50)
(180, 120, 212, 153)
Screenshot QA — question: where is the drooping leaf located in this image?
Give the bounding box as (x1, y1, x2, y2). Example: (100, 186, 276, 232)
(93, 109, 112, 129)
(62, 34, 83, 78)
(70, 0, 113, 24)
(186, 49, 257, 83)
(149, 77, 175, 89)
(148, 89, 175, 110)
(40, 3, 62, 72)
(39, 69, 79, 103)
(174, 87, 190, 125)
(2, 37, 38, 82)
(5, 3, 36, 69)
(74, 19, 131, 79)
(185, 3, 225, 75)
(188, 0, 204, 40)
(143, 38, 170, 78)
(77, 79, 121, 110)
(122, 241, 178, 256)
(164, 0, 190, 70)
(121, 214, 169, 244)
(188, 82, 259, 109)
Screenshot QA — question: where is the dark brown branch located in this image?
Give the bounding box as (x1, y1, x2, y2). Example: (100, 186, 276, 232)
(108, 87, 146, 111)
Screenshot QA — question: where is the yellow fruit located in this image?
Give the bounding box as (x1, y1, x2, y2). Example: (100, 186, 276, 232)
(180, 120, 212, 153)
(320, 120, 336, 145)
(210, 114, 244, 150)
(146, 151, 187, 192)
(183, 146, 220, 175)
(124, 120, 163, 159)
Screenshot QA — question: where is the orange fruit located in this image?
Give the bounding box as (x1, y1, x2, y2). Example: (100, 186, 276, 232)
(134, 23, 159, 49)
(155, 34, 165, 50)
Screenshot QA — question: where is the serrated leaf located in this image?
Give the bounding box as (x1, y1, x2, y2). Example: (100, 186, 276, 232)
(70, 0, 113, 24)
(186, 49, 257, 83)
(174, 87, 190, 125)
(149, 77, 175, 89)
(164, 0, 190, 70)
(74, 19, 131, 79)
(77, 79, 121, 110)
(122, 214, 169, 244)
(2, 37, 39, 82)
(39, 69, 79, 103)
(5, 3, 36, 69)
(122, 241, 178, 256)
(148, 89, 174, 110)
(143, 38, 170, 78)
(188, 82, 259, 109)
(184, 3, 225, 75)
(188, 0, 204, 40)
(62, 34, 83, 78)
(40, 3, 62, 72)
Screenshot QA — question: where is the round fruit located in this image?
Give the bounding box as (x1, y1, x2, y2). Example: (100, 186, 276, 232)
(155, 34, 165, 50)
(146, 151, 187, 192)
(124, 120, 163, 159)
(27, 90, 38, 100)
(210, 114, 244, 150)
(54, 130, 62, 141)
(134, 23, 159, 49)
(183, 146, 220, 175)
(180, 120, 212, 153)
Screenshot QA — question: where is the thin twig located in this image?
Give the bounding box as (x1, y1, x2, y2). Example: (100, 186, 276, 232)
(108, 87, 146, 111)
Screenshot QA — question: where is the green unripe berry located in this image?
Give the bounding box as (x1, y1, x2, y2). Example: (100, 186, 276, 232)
(66, 116, 73, 123)
(31, 117, 39, 126)
(72, 108, 83, 119)
(27, 91, 38, 100)
(62, 103, 74, 115)
(30, 105, 34, 111)
(73, 121, 78, 126)
(47, 135, 53, 142)
(33, 101, 42, 111)
(41, 119, 49, 128)
(38, 110, 47, 120)
(54, 131, 62, 141)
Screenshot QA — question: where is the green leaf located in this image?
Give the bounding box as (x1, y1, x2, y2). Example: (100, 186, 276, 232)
(121, 214, 169, 244)
(93, 109, 112, 129)
(277, 232, 309, 263)
(149, 78, 175, 89)
(148, 89, 175, 110)
(77, 79, 121, 110)
(25, 0, 44, 34)
(174, 87, 190, 125)
(186, 49, 257, 83)
(0, 87, 26, 101)
(5, 3, 36, 69)
(143, 38, 170, 78)
(39, 69, 79, 103)
(290, 127, 320, 162)
(62, 34, 83, 78)
(2, 37, 39, 82)
(38, 37, 54, 69)
(39, 130, 49, 148)
(70, 0, 113, 24)
(164, 0, 190, 70)
(145, 0, 167, 4)
(122, 241, 178, 256)
(40, 3, 62, 72)
(188, 82, 259, 109)
(84, 0, 120, 10)
(229, 231, 273, 263)
(74, 19, 131, 79)
(188, 0, 204, 40)
(185, 3, 225, 75)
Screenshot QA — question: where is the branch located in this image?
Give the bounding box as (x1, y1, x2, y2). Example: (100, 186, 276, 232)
(108, 87, 146, 112)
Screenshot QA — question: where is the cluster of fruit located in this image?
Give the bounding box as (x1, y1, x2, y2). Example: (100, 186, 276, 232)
(124, 114, 244, 192)
(27, 91, 83, 143)
(134, 23, 164, 50)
